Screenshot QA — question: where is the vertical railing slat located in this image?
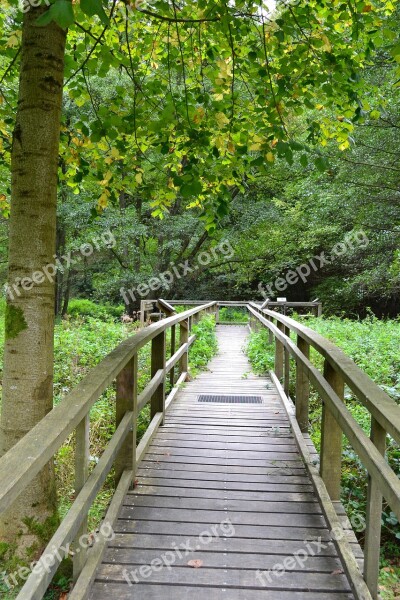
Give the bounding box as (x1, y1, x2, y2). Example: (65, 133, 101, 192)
(73, 414, 90, 581)
(115, 355, 138, 484)
(364, 417, 386, 599)
(275, 321, 284, 380)
(179, 319, 189, 375)
(320, 360, 345, 501)
(151, 331, 166, 422)
(170, 324, 176, 388)
(295, 336, 310, 432)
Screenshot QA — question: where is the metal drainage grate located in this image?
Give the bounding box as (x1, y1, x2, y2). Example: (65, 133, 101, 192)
(198, 395, 263, 404)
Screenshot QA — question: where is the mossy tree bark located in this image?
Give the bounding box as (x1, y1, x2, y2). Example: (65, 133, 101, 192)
(0, 8, 66, 554)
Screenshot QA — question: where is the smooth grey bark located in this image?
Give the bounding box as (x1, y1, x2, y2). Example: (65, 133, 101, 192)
(0, 8, 67, 552)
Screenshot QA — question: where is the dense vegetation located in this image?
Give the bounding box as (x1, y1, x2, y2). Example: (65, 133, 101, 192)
(247, 314, 400, 598)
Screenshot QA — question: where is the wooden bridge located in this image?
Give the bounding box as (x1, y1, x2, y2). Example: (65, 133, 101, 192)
(0, 301, 399, 600)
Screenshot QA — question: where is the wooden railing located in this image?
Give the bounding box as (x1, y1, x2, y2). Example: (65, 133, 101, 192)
(0, 302, 216, 600)
(247, 302, 400, 600)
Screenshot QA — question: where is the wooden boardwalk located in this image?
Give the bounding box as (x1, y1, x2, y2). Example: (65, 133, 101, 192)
(90, 325, 358, 599)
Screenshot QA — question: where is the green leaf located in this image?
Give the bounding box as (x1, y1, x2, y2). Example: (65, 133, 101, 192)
(181, 180, 203, 198)
(80, 0, 109, 25)
(36, 0, 75, 29)
(315, 156, 328, 172)
(300, 154, 308, 168)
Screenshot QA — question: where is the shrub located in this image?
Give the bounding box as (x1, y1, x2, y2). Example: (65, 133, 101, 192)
(67, 299, 125, 321)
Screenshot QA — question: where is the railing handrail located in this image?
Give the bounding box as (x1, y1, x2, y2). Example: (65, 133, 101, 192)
(249, 302, 400, 445)
(0, 302, 215, 515)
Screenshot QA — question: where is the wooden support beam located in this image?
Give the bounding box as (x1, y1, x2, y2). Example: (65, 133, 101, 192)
(275, 321, 284, 380)
(115, 355, 138, 486)
(170, 324, 176, 388)
(296, 336, 310, 432)
(284, 326, 290, 396)
(179, 320, 189, 375)
(320, 360, 345, 501)
(364, 417, 386, 599)
(73, 415, 90, 582)
(151, 331, 166, 422)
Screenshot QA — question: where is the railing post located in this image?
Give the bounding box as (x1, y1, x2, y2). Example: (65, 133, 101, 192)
(320, 360, 344, 501)
(295, 336, 310, 432)
(364, 417, 386, 599)
(179, 319, 189, 375)
(170, 324, 176, 388)
(73, 415, 90, 582)
(268, 316, 274, 344)
(215, 303, 220, 324)
(275, 321, 284, 380)
(284, 326, 290, 396)
(151, 331, 166, 422)
(115, 355, 138, 485)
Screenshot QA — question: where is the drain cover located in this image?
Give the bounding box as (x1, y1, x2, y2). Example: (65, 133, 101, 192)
(198, 395, 263, 404)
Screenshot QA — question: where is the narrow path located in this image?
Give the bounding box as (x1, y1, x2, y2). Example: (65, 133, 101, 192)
(90, 325, 356, 599)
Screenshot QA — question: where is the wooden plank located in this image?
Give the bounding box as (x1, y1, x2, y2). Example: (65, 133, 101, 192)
(136, 469, 308, 484)
(114, 520, 335, 540)
(102, 548, 342, 571)
(118, 506, 327, 528)
(131, 485, 315, 502)
(124, 495, 320, 514)
(90, 583, 354, 600)
(95, 564, 352, 591)
(108, 533, 341, 556)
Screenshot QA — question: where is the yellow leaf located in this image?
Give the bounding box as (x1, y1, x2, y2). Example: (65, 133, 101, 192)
(249, 143, 262, 151)
(111, 147, 120, 159)
(215, 112, 230, 128)
(193, 107, 205, 124)
(98, 193, 108, 210)
(265, 152, 275, 163)
(135, 172, 143, 184)
(6, 34, 20, 48)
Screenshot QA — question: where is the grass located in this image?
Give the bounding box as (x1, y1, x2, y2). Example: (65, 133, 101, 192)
(246, 314, 400, 599)
(218, 307, 249, 324)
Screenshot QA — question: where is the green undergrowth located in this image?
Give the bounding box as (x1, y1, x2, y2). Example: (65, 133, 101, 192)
(219, 307, 249, 324)
(247, 314, 400, 598)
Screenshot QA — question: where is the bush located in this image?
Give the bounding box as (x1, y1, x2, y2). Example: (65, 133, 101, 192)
(67, 299, 125, 321)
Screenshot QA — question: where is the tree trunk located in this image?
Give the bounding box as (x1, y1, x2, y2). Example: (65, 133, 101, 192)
(0, 8, 66, 553)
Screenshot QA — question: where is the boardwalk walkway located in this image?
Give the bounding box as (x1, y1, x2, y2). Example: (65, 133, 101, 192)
(90, 325, 357, 599)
